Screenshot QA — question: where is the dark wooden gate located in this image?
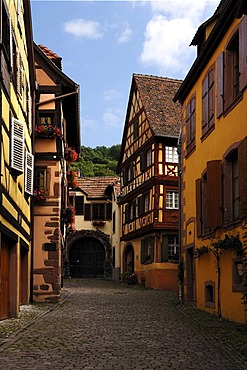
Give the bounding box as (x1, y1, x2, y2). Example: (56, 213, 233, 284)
(0, 237, 10, 320)
(69, 237, 105, 278)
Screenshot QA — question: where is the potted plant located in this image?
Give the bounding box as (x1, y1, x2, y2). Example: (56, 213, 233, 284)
(67, 170, 78, 189)
(63, 205, 75, 226)
(65, 147, 78, 162)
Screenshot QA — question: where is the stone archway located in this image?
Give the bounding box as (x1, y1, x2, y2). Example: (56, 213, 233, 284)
(65, 230, 112, 278)
(123, 243, 135, 275)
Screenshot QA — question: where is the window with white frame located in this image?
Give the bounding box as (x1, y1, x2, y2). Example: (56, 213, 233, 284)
(168, 236, 179, 261)
(165, 146, 178, 163)
(166, 190, 179, 209)
(146, 149, 152, 167)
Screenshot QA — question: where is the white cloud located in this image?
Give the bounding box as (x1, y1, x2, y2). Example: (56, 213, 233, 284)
(117, 25, 133, 43)
(64, 19, 103, 39)
(140, 0, 220, 77)
(141, 16, 195, 76)
(103, 108, 123, 129)
(103, 89, 123, 101)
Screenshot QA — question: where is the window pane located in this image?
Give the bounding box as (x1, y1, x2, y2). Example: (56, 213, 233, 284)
(166, 146, 178, 163)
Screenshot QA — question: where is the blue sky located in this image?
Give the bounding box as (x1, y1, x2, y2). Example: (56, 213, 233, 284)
(30, 0, 220, 148)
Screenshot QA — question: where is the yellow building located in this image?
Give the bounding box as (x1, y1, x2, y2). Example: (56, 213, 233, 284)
(67, 176, 120, 279)
(0, 0, 35, 319)
(174, 0, 247, 323)
(118, 74, 182, 290)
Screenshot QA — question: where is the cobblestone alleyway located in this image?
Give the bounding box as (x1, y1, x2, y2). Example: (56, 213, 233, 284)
(0, 279, 246, 370)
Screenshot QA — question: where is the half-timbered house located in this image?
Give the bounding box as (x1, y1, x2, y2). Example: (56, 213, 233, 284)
(117, 74, 182, 290)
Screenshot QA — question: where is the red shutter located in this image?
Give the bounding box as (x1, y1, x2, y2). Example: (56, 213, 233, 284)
(224, 50, 233, 109)
(223, 159, 233, 224)
(196, 178, 202, 237)
(239, 16, 247, 91)
(207, 160, 222, 229)
(238, 136, 247, 219)
(216, 52, 224, 117)
(202, 76, 208, 136)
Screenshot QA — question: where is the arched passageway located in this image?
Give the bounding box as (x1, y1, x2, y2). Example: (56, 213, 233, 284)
(123, 243, 135, 274)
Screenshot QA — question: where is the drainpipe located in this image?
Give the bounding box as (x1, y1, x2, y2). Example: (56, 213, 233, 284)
(177, 129, 183, 304)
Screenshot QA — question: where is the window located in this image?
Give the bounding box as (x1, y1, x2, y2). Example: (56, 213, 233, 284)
(168, 236, 179, 261)
(39, 113, 54, 126)
(84, 202, 112, 221)
(205, 281, 215, 308)
(165, 146, 178, 163)
(133, 120, 139, 141)
(138, 193, 149, 215)
(186, 96, 196, 153)
(232, 259, 245, 292)
(141, 237, 154, 264)
(34, 168, 47, 191)
(112, 211, 116, 233)
(75, 196, 84, 215)
(125, 200, 136, 222)
(127, 163, 134, 182)
(166, 191, 178, 209)
(202, 67, 214, 137)
(217, 16, 247, 116)
(140, 149, 152, 171)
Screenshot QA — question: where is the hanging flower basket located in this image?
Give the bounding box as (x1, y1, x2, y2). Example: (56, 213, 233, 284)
(35, 125, 63, 139)
(67, 170, 78, 189)
(63, 205, 75, 226)
(65, 147, 78, 162)
(33, 189, 49, 201)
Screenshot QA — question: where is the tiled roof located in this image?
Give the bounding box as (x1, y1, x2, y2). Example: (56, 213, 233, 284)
(133, 74, 182, 137)
(38, 44, 62, 70)
(77, 176, 120, 199)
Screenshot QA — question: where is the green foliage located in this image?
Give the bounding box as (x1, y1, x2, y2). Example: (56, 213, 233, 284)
(70, 144, 121, 177)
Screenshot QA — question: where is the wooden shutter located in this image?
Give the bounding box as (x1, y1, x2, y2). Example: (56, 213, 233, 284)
(223, 159, 233, 224)
(239, 16, 247, 91)
(138, 196, 143, 216)
(11, 118, 24, 172)
(202, 75, 208, 136)
(141, 239, 145, 264)
(17, 51, 22, 96)
(195, 179, 202, 237)
(216, 52, 224, 117)
(84, 203, 91, 220)
(106, 203, 112, 220)
(140, 152, 145, 171)
(125, 204, 129, 222)
(24, 152, 34, 195)
(224, 49, 234, 109)
(75, 196, 84, 215)
(207, 160, 222, 229)
(238, 136, 247, 219)
(161, 235, 169, 262)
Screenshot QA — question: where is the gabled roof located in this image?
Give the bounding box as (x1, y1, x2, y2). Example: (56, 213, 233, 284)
(118, 74, 182, 167)
(77, 177, 120, 199)
(38, 44, 62, 70)
(133, 74, 182, 137)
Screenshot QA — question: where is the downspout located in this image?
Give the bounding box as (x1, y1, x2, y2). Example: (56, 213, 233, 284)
(177, 129, 184, 304)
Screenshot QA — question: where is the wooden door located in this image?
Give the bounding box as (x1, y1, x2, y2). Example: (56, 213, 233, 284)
(186, 247, 196, 303)
(69, 237, 105, 278)
(0, 238, 10, 320)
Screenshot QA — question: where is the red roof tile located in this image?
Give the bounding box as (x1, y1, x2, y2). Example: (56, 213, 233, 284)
(77, 176, 120, 199)
(38, 44, 62, 70)
(133, 74, 182, 137)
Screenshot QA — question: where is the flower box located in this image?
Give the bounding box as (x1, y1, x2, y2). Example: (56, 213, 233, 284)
(63, 205, 75, 226)
(35, 125, 63, 139)
(33, 189, 49, 202)
(67, 170, 78, 189)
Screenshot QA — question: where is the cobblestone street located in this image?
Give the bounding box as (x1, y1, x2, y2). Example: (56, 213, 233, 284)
(0, 279, 246, 370)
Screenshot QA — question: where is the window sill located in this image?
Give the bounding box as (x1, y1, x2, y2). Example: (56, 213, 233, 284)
(223, 93, 243, 117)
(201, 123, 215, 142)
